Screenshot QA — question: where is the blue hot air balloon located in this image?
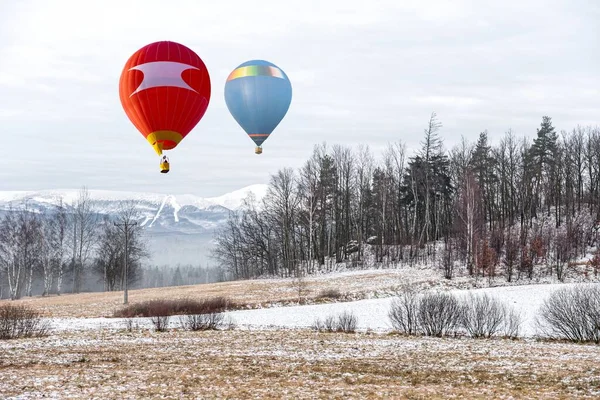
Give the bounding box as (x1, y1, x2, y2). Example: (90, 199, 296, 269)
(224, 60, 292, 154)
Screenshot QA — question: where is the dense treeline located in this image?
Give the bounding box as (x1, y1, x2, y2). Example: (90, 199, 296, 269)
(212, 114, 600, 281)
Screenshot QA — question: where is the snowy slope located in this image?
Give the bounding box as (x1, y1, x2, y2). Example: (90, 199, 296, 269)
(224, 282, 591, 336)
(205, 184, 269, 210)
(48, 282, 599, 338)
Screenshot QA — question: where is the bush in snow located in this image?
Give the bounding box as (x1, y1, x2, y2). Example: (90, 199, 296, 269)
(388, 285, 419, 335)
(0, 304, 50, 340)
(124, 318, 139, 332)
(312, 315, 337, 332)
(417, 292, 461, 337)
(460, 293, 507, 338)
(388, 288, 523, 339)
(313, 311, 357, 333)
(502, 307, 523, 339)
(151, 315, 170, 332)
(180, 313, 227, 331)
(336, 310, 358, 333)
(536, 284, 600, 343)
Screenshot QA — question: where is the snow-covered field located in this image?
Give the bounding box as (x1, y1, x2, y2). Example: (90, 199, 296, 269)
(224, 282, 588, 337)
(3, 271, 600, 399)
(46, 281, 599, 338)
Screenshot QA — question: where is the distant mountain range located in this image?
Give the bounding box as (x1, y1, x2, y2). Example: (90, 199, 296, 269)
(0, 184, 269, 266)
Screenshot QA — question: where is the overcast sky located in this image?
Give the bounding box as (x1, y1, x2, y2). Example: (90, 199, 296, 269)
(0, 0, 597, 197)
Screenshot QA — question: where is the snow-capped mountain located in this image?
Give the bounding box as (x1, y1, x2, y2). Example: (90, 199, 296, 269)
(0, 184, 269, 266)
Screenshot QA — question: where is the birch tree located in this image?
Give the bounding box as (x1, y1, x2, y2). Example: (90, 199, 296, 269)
(71, 187, 98, 293)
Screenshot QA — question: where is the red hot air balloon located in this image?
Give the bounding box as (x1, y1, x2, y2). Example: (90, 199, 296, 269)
(119, 41, 211, 173)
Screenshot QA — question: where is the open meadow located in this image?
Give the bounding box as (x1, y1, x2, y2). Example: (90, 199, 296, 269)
(2, 266, 600, 399)
(2, 328, 600, 399)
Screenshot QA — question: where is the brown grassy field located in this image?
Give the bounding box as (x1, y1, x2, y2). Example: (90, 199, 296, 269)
(0, 267, 470, 319)
(1, 328, 599, 399)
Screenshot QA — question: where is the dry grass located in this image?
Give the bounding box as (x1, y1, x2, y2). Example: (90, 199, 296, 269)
(0, 269, 450, 318)
(1, 329, 599, 399)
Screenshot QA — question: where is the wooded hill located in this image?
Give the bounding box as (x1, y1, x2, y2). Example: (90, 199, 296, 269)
(212, 113, 600, 281)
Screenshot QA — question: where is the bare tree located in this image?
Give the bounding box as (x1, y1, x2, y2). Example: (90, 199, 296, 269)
(70, 187, 98, 293)
(503, 227, 519, 282)
(0, 206, 40, 300)
(353, 144, 374, 261)
(94, 217, 122, 291)
(388, 141, 406, 248)
(440, 238, 455, 279)
(570, 126, 587, 213)
(53, 200, 68, 295)
(332, 144, 355, 262)
(418, 112, 443, 245)
(39, 212, 54, 296)
(298, 156, 320, 273)
(265, 167, 301, 277)
(22, 210, 41, 298)
(455, 169, 484, 275)
(93, 201, 148, 291)
(0, 210, 21, 299)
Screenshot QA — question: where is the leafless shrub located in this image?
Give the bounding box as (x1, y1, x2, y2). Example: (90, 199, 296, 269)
(290, 266, 310, 304)
(439, 239, 455, 280)
(460, 293, 506, 338)
(180, 313, 226, 331)
(388, 285, 420, 335)
(502, 307, 522, 339)
(113, 297, 233, 318)
(0, 304, 51, 340)
(312, 315, 337, 332)
(317, 288, 343, 300)
(123, 318, 138, 332)
(418, 291, 461, 337)
(336, 311, 357, 333)
(313, 311, 357, 333)
(311, 319, 324, 331)
(224, 317, 237, 330)
(151, 315, 170, 332)
(536, 284, 600, 343)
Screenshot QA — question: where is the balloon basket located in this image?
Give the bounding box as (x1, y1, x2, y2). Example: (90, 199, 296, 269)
(160, 161, 170, 173)
(255, 146, 263, 155)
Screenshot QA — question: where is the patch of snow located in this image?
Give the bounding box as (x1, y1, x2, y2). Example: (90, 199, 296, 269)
(148, 195, 168, 228)
(140, 216, 152, 227)
(45, 282, 600, 339)
(166, 195, 181, 222)
(205, 184, 268, 210)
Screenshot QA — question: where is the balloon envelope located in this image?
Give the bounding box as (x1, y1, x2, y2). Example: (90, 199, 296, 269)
(224, 60, 292, 148)
(119, 41, 211, 155)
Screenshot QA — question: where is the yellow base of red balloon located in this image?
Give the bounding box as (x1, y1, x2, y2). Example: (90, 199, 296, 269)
(145, 130, 184, 156)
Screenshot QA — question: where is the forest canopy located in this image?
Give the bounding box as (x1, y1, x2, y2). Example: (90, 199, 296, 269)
(211, 114, 600, 282)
